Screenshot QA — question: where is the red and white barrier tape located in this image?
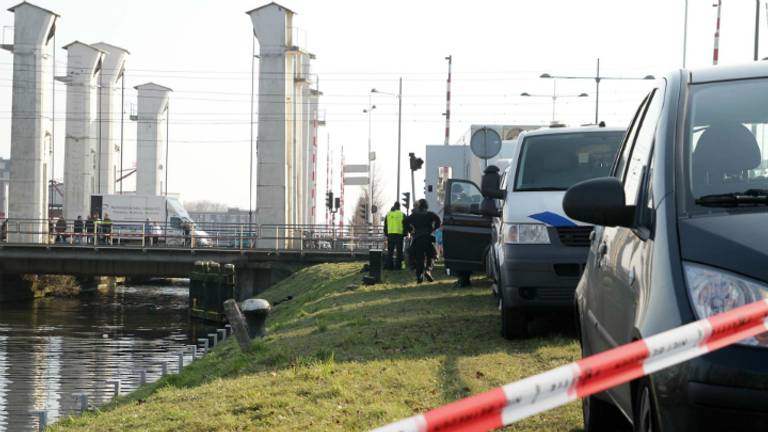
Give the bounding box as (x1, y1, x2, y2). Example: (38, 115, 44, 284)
(373, 299, 768, 432)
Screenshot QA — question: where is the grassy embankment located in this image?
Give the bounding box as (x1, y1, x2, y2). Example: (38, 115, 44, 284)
(53, 262, 582, 432)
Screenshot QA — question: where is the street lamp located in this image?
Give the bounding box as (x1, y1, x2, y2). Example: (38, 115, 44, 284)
(363, 98, 376, 225)
(540, 58, 655, 124)
(371, 77, 403, 202)
(520, 80, 588, 124)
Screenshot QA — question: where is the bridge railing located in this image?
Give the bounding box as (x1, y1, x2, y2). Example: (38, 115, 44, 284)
(0, 218, 385, 252)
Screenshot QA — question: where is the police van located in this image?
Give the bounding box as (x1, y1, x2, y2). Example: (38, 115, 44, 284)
(442, 125, 625, 338)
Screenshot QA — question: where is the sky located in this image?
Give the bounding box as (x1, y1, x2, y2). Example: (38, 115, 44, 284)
(0, 0, 766, 221)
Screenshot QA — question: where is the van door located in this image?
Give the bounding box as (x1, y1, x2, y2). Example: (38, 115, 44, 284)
(442, 179, 493, 273)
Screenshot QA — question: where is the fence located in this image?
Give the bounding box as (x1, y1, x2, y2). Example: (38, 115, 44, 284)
(0, 218, 384, 252)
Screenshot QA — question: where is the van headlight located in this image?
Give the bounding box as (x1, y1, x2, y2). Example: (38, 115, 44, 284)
(684, 262, 768, 347)
(504, 223, 550, 244)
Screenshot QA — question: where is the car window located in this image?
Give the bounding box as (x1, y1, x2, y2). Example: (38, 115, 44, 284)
(613, 93, 651, 179)
(686, 78, 768, 203)
(624, 87, 663, 205)
(514, 131, 624, 191)
(448, 181, 482, 214)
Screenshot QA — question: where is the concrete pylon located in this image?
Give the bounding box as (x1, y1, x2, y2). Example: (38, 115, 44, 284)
(92, 42, 129, 195)
(134, 83, 172, 196)
(2, 2, 59, 243)
(247, 2, 314, 246)
(60, 41, 105, 221)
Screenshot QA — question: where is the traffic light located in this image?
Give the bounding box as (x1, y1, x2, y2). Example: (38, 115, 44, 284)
(334, 197, 341, 211)
(408, 152, 424, 171)
(359, 201, 368, 222)
(325, 192, 334, 210)
(401, 192, 411, 211)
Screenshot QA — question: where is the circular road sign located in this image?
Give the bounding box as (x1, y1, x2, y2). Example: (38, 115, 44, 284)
(470, 127, 502, 160)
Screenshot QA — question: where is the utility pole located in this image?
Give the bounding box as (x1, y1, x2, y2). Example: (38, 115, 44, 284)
(713, 0, 722, 65)
(443, 55, 452, 145)
(397, 78, 403, 200)
(756, 0, 761, 61)
(683, 0, 689, 68)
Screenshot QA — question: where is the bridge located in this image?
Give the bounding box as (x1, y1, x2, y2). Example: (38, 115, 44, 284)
(0, 220, 382, 301)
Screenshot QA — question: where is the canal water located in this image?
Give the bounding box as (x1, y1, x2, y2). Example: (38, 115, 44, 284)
(0, 281, 218, 431)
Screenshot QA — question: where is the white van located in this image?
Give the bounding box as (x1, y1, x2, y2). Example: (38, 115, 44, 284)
(442, 126, 625, 338)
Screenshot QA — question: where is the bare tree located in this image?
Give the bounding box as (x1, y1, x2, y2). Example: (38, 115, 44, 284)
(184, 200, 230, 212)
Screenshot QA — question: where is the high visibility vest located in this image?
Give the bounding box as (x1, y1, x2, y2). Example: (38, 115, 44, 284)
(386, 210, 405, 235)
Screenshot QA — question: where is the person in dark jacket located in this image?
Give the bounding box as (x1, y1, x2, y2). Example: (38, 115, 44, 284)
(404, 199, 441, 283)
(85, 215, 95, 245)
(73, 216, 84, 244)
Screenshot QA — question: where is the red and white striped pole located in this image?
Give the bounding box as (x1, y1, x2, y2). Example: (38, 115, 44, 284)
(443, 55, 452, 146)
(713, 0, 722, 65)
(326, 134, 331, 226)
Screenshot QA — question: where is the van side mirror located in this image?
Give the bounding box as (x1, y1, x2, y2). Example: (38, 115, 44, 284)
(481, 165, 505, 200)
(563, 177, 634, 227)
(480, 197, 501, 218)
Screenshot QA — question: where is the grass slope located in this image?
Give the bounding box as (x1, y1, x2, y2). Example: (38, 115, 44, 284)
(53, 263, 582, 432)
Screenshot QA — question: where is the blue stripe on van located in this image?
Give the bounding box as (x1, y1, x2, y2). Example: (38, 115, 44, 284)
(528, 211, 577, 227)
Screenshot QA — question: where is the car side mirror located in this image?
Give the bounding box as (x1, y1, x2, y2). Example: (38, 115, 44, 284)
(481, 165, 505, 200)
(563, 177, 635, 227)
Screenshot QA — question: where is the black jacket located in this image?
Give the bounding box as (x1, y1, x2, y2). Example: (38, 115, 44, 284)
(405, 208, 441, 239)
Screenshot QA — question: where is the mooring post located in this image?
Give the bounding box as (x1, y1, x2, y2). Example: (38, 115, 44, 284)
(240, 298, 271, 338)
(32, 410, 47, 432)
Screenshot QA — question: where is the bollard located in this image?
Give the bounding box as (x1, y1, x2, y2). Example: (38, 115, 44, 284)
(32, 410, 47, 432)
(197, 337, 209, 353)
(106, 380, 121, 399)
(208, 333, 218, 348)
(218, 328, 227, 341)
(240, 298, 271, 338)
(139, 369, 147, 386)
(177, 352, 184, 373)
(223, 299, 253, 352)
(368, 249, 383, 284)
(73, 393, 88, 414)
(225, 324, 232, 336)
(161, 363, 168, 376)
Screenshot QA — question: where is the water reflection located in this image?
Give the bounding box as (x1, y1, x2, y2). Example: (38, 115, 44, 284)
(0, 281, 216, 431)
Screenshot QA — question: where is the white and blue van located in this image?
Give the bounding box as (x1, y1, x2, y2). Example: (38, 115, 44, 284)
(442, 125, 625, 339)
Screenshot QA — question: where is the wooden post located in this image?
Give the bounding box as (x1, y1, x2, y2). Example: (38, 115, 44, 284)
(223, 299, 252, 352)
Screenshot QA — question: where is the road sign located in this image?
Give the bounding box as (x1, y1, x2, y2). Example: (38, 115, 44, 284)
(343, 164, 369, 173)
(343, 177, 369, 186)
(470, 127, 502, 160)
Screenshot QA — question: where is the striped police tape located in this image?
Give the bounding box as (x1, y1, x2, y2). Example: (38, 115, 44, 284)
(373, 299, 768, 432)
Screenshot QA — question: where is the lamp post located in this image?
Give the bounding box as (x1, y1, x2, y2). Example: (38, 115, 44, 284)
(371, 78, 403, 202)
(248, 34, 260, 232)
(520, 80, 588, 124)
(363, 97, 376, 225)
(540, 58, 655, 124)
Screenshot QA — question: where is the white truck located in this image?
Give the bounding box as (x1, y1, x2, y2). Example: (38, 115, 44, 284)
(90, 194, 210, 247)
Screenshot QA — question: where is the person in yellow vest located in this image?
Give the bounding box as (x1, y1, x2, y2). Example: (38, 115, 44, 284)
(384, 202, 406, 270)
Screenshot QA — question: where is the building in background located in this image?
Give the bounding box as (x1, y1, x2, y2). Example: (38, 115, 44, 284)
(0, 158, 10, 219)
(188, 208, 250, 225)
(134, 83, 172, 196)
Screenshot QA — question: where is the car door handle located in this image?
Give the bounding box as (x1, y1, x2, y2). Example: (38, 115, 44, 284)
(598, 243, 607, 256)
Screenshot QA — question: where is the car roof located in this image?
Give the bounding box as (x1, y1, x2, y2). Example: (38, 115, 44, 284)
(518, 125, 626, 139)
(688, 61, 768, 84)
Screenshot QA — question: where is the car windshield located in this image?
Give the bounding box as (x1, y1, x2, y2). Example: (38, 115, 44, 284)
(686, 79, 768, 209)
(514, 131, 624, 191)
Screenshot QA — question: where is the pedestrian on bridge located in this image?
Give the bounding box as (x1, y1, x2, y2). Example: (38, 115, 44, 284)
(102, 214, 113, 245)
(54, 217, 67, 244)
(73, 216, 84, 244)
(384, 202, 406, 270)
(404, 199, 441, 284)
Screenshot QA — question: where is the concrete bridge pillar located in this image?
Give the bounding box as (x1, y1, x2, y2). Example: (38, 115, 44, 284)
(235, 265, 293, 301)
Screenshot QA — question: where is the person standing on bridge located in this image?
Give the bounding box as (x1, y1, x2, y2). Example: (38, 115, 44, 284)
(384, 202, 406, 270)
(102, 213, 113, 245)
(85, 215, 94, 245)
(404, 199, 441, 283)
(73, 216, 83, 244)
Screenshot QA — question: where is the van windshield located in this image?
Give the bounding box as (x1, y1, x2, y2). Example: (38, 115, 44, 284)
(514, 131, 624, 191)
(167, 197, 192, 222)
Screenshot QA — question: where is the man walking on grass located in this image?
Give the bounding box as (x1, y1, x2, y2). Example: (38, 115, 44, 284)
(384, 202, 406, 270)
(405, 199, 441, 284)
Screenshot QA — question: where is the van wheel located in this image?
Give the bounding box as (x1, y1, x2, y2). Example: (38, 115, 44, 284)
(500, 297, 527, 339)
(583, 395, 630, 432)
(632, 380, 658, 432)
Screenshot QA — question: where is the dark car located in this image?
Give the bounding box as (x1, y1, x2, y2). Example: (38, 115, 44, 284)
(564, 63, 768, 431)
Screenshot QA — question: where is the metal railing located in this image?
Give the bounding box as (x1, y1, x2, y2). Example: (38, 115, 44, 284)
(0, 218, 384, 253)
